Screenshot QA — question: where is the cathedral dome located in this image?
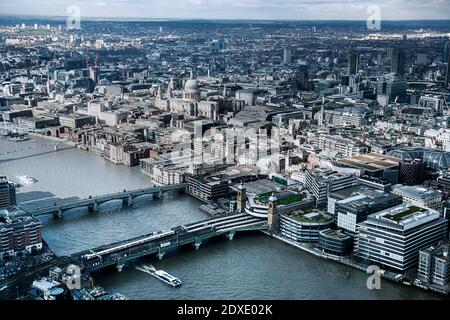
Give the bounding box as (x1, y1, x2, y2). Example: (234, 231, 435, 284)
(184, 79, 199, 92)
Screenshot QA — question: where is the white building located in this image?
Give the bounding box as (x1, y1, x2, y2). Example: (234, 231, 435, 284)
(424, 128, 450, 151)
(311, 134, 369, 158)
(155, 74, 219, 121)
(355, 204, 448, 271)
(392, 185, 443, 211)
(418, 95, 445, 114)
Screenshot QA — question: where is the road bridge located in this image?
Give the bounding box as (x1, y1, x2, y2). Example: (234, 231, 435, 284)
(27, 184, 187, 218)
(75, 213, 267, 272)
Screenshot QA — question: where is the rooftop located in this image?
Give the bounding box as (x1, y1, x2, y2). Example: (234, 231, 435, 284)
(337, 190, 401, 209)
(287, 209, 334, 224)
(392, 185, 442, 200)
(384, 205, 427, 222)
(320, 229, 351, 240)
(307, 169, 355, 182)
(339, 153, 401, 172)
(257, 190, 306, 206)
(371, 204, 440, 230)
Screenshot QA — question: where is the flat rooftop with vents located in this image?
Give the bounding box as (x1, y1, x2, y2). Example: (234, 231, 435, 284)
(371, 204, 440, 231)
(339, 153, 401, 174)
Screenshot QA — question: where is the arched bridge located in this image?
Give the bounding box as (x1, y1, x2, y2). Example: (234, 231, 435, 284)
(74, 213, 268, 273)
(27, 184, 187, 218)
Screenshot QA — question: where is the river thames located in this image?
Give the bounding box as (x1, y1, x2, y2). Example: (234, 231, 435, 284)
(0, 137, 443, 300)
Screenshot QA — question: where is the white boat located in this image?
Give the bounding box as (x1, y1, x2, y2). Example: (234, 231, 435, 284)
(136, 264, 182, 287)
(17, 175, 37, 184)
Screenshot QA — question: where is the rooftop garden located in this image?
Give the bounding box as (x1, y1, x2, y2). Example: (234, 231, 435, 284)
(385, 206, 427, 222)
(322, 229, 349, 239)
(278, 194, 305, 206)
(257, 191, 305, 206)
(257, 191, 274, 204)
(291, 213, 333, 224)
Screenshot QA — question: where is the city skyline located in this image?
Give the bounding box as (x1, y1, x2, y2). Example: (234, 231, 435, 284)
(1, 0, 450, 304)
(1, 0, 450, 21)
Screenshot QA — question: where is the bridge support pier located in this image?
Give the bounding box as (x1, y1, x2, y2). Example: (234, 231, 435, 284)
(157, 247, 166, 260)
(53, 209, 63, 219)
(88, 201, 98, 212)
(226, 231, 235, 241)
(194, 238, 202, 250)
(153, 190, 163, 200)
(117, 263, 124, 272)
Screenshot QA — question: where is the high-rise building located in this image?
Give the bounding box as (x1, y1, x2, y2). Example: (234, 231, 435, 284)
(293, 64, 309, 91)
(336, 190, 402, 234)
(445, 53, 450, 90)
(283, 48, 292, 65)
(399, 159, 426, 186)
(392, 185, 443, 211)
(0, 208, 43, 259)
(418, 241, 450, 286)
(305, 169, 357, 207)
(355, 204, 448, 271)
(89, 67, 99, 85)
(377, 73, 407, 103)
(443, 41, 450, 63)
(390, 47, 406, 76)
(348, 51, 359, 75)
(0, 177, 16, 209)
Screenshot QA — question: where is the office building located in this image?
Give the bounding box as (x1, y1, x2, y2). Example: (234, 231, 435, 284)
(348, 51, 359, 75)
(0, 207, 43, 259)
(280, 209, 334, 243)
(312, 134, 369, 158)
(186, 175, 230, 202)
(377, 73, 407, 103)
(283, 48, 292, 65)
(328, 183, 377, 215)
(355, 204, 448, 271)
(392, 185, 443, 211)
(319, 229, 353, 256)
(293, 64, 310, 91)
(446, 53, 450, 90)
(399, 159, 426, 186)
(390, 47, 406, 76)
(305, 169, 357, 207)
(59, 114, 96, 129)
(187, 168, 259, 203)
(435, 175, 450, 193)
(419, 95, 445, 114)
(339, 153, 400, 185)
(336, 190, 402, 234)
(418, 241, 450, 286)
(444, 41, 450, 63)
(0, 177, 16, 209)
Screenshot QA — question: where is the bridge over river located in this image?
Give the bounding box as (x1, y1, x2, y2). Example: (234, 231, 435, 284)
(27, 184, 187, 218)
(74, 212, 267, 272)
(0, 212, 267, 299)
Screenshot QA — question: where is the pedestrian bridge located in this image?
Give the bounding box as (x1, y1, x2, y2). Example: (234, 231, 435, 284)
(27, 184, 187, 218)
(75, 213, 268, 273)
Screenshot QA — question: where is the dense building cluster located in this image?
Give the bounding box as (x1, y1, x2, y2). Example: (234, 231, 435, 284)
(1, 18, 450, 295)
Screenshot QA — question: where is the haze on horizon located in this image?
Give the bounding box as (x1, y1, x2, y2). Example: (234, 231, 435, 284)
(0, 0, 450, 21)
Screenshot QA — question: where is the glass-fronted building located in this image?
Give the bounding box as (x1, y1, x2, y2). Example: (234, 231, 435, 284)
(388, 147, 450, 171)
(355, 204, 448, 272)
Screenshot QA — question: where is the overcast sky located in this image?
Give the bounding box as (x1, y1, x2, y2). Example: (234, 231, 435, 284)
(1, 0, 450, 20)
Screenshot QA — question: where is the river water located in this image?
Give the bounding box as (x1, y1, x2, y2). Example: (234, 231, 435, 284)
(0, 136, 444, 300)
